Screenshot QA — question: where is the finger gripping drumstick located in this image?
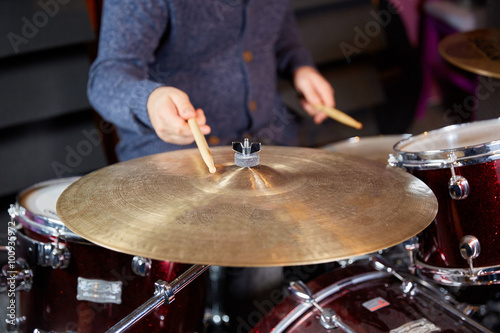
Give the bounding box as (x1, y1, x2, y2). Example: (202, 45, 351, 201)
(188, 118, 216, 173)
(314, 104, 363, 130)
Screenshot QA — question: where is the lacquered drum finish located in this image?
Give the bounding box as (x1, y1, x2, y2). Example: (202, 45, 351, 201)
(11, 178, 206, 333)
(251, 263, 490, 333)
(412, 161, 500, 269)
(391, 119, 500, 284)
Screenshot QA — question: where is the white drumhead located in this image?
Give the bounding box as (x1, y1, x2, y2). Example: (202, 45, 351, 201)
(323, 134, 410, 164)
(16, 177, 81, 235)
(20, 180, 74, 221)
(397, 119, 500, 153)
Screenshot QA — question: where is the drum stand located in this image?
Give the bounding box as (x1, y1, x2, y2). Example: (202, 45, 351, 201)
(106, 264, 209, 333)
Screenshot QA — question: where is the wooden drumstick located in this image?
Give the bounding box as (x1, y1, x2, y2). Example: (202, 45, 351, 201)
(188, 118, 216, 173)
(314, 104, 363, 130)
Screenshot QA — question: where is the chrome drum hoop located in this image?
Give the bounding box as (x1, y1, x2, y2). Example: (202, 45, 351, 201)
(415, 259, 500, 287)
(272, 271, 388, 333)
(390, 118, 500, 170)
(9, 177, 84, 242)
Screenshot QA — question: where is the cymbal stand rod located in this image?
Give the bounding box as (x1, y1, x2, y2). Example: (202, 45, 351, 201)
(106, 264, 210, 333)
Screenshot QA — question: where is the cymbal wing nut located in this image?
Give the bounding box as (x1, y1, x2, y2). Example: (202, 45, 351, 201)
(232, 139, 261, 168)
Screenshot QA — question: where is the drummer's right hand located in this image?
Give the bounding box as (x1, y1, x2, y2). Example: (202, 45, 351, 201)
(147, 87, 211, 145)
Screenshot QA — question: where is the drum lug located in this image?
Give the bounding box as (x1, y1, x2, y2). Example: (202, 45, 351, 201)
(1, 258, 33, 292)
(288, 280, 356, 333)
(448, 175, 470, 200)
(131, 256, 152, 277)
(447, 153, 470, 200)
(388, 153, 404, 169)
(39, 240, 71, 270)
(459, 235, 481, 281)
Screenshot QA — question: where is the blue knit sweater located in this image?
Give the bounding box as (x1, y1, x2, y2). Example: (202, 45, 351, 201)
(88, 0, 314, 161)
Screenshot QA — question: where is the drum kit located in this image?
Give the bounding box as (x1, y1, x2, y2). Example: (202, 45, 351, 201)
(3, 28, 500, 333)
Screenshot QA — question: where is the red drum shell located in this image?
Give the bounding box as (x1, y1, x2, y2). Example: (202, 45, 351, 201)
(251, 263, 488, 333)
(16, 228, 206, 333)
(11, 178, 206, 333)
(390, 119, 500, 280)
(413, 161, 500, 269)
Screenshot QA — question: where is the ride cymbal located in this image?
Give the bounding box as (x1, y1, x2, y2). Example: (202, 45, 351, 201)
(56, 146, 437, 267)
(439, 28, 500, 79)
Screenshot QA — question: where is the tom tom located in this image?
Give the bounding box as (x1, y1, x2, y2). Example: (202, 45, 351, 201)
(390, 118, 500, 286)
(8, 177, 206, 333)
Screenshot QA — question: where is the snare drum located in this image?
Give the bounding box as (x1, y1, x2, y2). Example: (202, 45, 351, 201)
(9, 178, 206, 333)
(390, 118, 500, 286)
(322, 134, 410, 164)
(251, 261, 491, 333)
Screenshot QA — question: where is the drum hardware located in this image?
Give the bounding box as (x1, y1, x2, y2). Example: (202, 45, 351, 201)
(288, 280, 356, 332)
(460, 235, 482, 281)
(15, 228, 71, 270)
(448, 152, 470, 200)
(106, 264, 209, 333)
(369, 256, 459, 306)
(0, 258, 33, 292)
(402, 237, 419, 274)
(131, 256, 152, 277)
(232, 138, 261, 167)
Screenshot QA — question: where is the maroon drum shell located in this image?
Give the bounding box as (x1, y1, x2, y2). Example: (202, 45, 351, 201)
(251, 263, 486, 333)
(412, 160, 500, 269)
(16, 228, 207, 333)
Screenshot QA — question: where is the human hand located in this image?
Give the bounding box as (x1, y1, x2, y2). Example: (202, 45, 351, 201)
(147, 87, 211, 145)
(293, 66, 335, 124)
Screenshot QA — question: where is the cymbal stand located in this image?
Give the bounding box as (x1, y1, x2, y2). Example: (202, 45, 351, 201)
(106, 264, 210, 333)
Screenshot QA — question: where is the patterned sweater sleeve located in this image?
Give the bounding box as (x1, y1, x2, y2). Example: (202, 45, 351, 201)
(87, 0, 168, 133)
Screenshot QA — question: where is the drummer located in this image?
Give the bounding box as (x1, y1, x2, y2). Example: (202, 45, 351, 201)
(87, 0, 336, 331)
(88, 0, 335, 162)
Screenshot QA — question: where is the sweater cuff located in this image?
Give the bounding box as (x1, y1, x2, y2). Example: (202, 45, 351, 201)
(129, 80, 165, 129)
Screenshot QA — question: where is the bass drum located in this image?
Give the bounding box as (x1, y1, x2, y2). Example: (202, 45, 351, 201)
(251, 261, 491, 333)
(10, 177, 206, 333)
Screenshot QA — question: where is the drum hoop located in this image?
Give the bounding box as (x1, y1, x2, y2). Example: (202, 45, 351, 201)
(392, 119, 500, 169)
(416, 259, 500, 286)
(272, 271, 388, 333)
(11, 177, 82, 241)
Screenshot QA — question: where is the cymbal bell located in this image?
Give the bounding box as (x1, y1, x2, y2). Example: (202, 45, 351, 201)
(439, 28, 500, 78)
(56, 146, 437, 267)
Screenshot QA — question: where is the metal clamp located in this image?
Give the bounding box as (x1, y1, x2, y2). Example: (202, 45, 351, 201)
(448, 152, 470, 200)
(288, 280, 355, 332)
(232, 138, 261, 168)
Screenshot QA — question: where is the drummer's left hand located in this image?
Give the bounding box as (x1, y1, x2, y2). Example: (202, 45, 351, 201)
(293, 66, 335, 124)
